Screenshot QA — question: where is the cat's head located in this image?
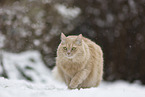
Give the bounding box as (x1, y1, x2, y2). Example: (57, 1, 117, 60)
(59, 33, 84, 59)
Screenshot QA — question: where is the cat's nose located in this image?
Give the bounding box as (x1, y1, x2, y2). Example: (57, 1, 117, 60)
(67, 52, 71, 55)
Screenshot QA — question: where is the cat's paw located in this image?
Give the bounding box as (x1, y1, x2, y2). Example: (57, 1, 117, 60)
(68, 83, 78, 89)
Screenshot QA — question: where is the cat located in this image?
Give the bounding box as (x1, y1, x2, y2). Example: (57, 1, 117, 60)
(52, 33, 103, 89)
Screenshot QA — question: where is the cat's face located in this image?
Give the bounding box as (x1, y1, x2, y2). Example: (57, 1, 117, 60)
(60, 33, 83, 59)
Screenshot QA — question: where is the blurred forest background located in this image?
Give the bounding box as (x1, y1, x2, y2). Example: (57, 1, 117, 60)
(0, 0, 145, 84)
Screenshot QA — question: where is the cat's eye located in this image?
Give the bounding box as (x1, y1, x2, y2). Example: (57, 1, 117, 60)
(63, 47, 67, 50)
(71, 47, 76, 51)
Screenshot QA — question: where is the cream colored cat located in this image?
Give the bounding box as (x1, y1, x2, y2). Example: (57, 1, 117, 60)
(52, 33, 103, 89)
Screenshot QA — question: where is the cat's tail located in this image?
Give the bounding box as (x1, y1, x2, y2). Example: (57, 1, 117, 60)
(52, 66, 64, 82)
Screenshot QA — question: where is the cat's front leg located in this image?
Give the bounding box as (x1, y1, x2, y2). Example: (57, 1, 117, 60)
(64, 74, 71, 86)
(69, 69, 90, 89)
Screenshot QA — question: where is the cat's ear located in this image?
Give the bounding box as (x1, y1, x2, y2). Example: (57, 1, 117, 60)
(61, 33, 66, 44)
(76, 34, 82, 45)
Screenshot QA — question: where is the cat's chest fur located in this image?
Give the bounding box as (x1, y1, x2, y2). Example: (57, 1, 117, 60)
(59, 59, 85, 77)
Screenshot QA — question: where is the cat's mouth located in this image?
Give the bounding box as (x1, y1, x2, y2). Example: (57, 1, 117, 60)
(65, 55, 75, 59)
(63, 53, 75, 59)
(67, 56, 74, 59)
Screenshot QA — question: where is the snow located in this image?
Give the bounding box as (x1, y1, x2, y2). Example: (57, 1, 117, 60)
(0, 33, 5, 48)
(0, 51, 145, 97)
(2, 51, 51, 83)
(128, 0, 137, 14)
(33, 39, 40, 46)
(22, 16, 30, 24)
(0, 77, 145, 97)
(55, 4, 81, 19)
(106, 14, 114, 24)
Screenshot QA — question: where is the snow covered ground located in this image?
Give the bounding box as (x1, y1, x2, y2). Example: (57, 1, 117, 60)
(0, 51, 145, 97)
(0, 78, 145, 97)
